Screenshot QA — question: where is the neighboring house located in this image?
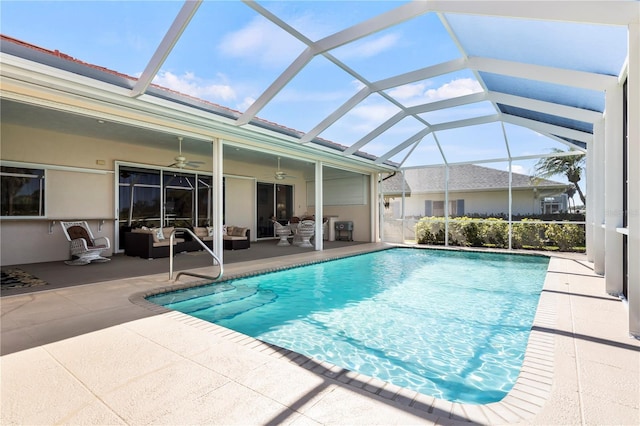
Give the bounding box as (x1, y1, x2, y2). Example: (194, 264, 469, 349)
(381, 164, 569, 218)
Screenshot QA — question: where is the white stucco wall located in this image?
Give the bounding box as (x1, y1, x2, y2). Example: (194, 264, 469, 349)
(386, 189, 543, 219)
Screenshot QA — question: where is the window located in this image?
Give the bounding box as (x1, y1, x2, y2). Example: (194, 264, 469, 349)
(1, 166, 45, 217)
(433, 201, 445, 217)
(425, 199, 464, 217)
(541, 197, 562, 214)
(118, 167, 161, 229)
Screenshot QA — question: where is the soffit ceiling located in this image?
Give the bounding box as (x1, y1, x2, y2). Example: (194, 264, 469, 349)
(0, 1, 637, 171)
(0, 98, 353, 180)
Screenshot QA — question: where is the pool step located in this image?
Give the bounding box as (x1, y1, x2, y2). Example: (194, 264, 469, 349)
(189, 289, 278, 322)
(148, 282, 236, 307)
(167, 285, 258, 314)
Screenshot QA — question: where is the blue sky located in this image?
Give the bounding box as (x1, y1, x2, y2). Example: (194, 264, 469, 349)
(1, 0, 595, 190)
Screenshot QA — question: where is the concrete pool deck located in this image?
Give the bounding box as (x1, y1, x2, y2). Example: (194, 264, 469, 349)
(1, 243, 639, 425)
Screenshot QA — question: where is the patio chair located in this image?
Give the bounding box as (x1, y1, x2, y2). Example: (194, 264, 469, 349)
(60, 221, 111, 265)
(296, 220, 315, 248)
(272, 220, 292, 246)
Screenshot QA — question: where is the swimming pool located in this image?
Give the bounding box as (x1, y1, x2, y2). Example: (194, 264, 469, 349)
(148, 248, 549, 404)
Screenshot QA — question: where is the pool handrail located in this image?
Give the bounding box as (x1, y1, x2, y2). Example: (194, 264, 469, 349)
(169, 227, 223, 282)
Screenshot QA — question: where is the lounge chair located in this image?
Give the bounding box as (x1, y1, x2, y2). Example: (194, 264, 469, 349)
(60, 221, 111, 265)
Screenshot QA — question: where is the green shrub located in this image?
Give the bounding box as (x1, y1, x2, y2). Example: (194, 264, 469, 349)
(545, 223, 585, 251)
(512, 219, 544, 249)
(416, 218, 445, 245)
(461, 220, 484, 247)
(447, 220, 467, 246)
(412, 216, 584, 252)
(480, 218, 509, 248)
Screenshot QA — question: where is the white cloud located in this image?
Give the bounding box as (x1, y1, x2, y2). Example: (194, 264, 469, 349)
(356, 33, 401, 58)
(336, 33, 401, 60)
(510, 164, 529, 175)
(352, 103, 399, 121)
(237, 97, 255, 111)
(347, 103, 400, 133)
(387, 83, 427, 101)
(276, 87, 353, 103)
(153, 71, 236, 102)
(218, 17, 303, 68)
(351, 79, 367, 91)
(386, 79, 481, 106)
(424, 78, 482, 102)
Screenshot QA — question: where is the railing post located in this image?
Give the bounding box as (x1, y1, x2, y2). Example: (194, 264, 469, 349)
(169, 228, 223, 282)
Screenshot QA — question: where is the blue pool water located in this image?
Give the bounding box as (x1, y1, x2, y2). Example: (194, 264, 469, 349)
(148, 248, 549, 404)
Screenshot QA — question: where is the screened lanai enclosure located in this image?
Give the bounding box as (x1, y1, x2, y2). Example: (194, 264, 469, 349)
(0, 1, 638, 336)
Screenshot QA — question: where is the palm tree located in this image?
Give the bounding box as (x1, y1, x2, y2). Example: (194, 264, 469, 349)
(534, 148, 586, 206)
(565, 185, 577, 212)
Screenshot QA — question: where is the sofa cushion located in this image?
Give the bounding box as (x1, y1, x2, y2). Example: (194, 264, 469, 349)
(230, 227, 247, 237)
(152, 240, 172, 248)
(151, 237, 183, 248)
(66, 226, 94, 247)
(193, 227, 208, 238)
(132, 228, 154, 234)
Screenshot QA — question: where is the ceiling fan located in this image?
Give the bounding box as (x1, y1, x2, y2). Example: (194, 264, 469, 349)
(273, 157, 296, 180)
(168, 137, 204, 169)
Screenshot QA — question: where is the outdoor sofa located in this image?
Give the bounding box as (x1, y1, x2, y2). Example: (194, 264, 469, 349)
(125, 225, 250, 259)
(124, 227, 190, 259)
(191, 226, 251, 250)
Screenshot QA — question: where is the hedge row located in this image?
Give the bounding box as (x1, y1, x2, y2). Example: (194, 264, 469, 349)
(415, 217, 585, 252)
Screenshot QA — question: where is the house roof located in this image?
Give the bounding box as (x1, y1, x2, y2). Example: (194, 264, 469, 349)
(382, 164, 568, 195)
(0, 1, 636, 173)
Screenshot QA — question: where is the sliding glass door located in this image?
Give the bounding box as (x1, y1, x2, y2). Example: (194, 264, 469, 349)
(164, 172, 194, 227)
(117, 164, 213, 249)
(256, 182, 293, 238)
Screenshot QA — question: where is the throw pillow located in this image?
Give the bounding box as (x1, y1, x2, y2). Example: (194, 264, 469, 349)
(149, 228, 161, 243)
(67, 226, 93, 247)
(206, 227, 214, 237)
(163, 227, 174, 239)
(231, 227, 246, 237)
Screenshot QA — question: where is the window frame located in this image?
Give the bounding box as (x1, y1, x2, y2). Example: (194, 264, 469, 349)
(0, 162, 46, 219)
